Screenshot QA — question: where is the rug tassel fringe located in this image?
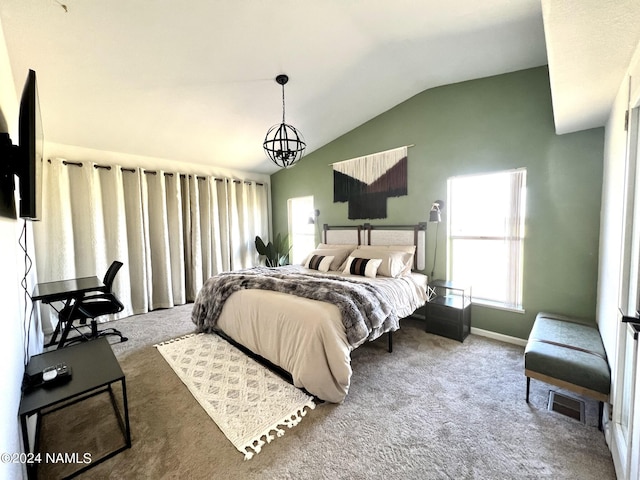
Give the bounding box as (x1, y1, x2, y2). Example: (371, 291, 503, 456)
(153, 333, 199, 348)
(241, 400, 316, 460)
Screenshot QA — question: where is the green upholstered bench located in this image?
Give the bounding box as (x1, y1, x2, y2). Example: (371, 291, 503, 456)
(524, 312, 610, 429)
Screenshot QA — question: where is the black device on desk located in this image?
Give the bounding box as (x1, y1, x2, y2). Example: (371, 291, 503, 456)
(23, 362, 72, 391)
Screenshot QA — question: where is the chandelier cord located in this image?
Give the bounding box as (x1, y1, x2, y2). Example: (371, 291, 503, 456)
(281, 83, 286, 124)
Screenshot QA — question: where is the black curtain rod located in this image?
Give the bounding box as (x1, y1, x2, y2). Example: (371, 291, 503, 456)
(61, 160, 82, 167)
(141, 172, 262, 185)
(51, 159, 264, 186)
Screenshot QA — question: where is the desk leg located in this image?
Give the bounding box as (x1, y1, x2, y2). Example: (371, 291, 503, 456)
(45, 321, 61, 348)
(122, 378, 131, 447)
(44, 297, 74, 348)
(21, 413, 38, 480)
(107, 379, 131, 448)
(57, 319, 75, 349)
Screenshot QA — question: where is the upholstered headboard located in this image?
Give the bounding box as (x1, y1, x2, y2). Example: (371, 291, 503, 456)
(322, 223, 427, 270)
(322, 224, 363, 246)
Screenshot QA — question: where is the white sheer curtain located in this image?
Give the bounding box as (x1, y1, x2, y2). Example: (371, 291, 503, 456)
(121, 168, 148, 314)
(33, 158, 269, 333)
(228, 180, 268, 270)
(507, 169, 526, 309)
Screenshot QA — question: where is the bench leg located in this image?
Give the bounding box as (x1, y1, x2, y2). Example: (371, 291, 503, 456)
(599, 401, 603, 431)
(526, 377, 530, 402)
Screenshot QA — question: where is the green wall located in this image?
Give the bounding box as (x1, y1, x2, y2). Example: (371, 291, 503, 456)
(270, 66, 604, 340)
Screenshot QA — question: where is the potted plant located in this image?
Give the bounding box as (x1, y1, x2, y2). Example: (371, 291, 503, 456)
(255, 233, 291, 267)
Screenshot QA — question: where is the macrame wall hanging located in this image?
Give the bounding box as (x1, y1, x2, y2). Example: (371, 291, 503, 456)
(332, 146, 408, 219)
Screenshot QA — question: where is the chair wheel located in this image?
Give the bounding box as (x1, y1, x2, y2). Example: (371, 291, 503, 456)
(121, 337, 129, 342)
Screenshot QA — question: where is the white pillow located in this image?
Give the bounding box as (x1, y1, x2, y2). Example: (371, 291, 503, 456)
(356, 245, 415, 275)
(302, 248, 353, 271)
(343, 256, 382, 278)
(347, 249, 408, 277)
(304, 254, 334, 273)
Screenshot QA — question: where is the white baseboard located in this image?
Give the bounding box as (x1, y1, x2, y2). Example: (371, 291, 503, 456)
(470, 327, 528, 347)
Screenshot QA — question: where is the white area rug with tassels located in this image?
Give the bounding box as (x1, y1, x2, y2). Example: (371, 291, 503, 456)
(155, 333, 315, 459)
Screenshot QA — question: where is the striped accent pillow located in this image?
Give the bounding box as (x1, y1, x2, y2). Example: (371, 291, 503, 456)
(343, 256, 382, 278)
(305, 254, 334, 272)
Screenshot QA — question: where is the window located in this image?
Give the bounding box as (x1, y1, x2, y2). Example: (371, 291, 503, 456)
(447, 169, 526, 310)
(287, 196, 315, 265)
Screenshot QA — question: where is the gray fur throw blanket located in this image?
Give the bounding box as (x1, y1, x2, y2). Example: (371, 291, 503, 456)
(191, 265, 399, 348)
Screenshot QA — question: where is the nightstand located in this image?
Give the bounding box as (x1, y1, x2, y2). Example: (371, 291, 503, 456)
(425, 280, 471, 342)
(19, 338, 131, 479)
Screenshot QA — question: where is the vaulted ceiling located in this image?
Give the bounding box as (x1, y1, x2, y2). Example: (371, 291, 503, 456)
(0, 1, 638, 174)
(542, 0, 640, 135)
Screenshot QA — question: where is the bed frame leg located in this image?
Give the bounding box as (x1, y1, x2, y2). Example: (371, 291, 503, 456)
(388, 331, 393, 353)
(526, 377, 530, 402)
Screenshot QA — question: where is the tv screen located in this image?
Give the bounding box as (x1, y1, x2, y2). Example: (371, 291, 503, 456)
(18, 69, 43, 220)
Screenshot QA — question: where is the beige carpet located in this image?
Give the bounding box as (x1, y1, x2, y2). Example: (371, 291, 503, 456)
(37, 304, 616, 479)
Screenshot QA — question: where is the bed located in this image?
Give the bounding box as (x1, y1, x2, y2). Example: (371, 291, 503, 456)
(191, 223, 429, 403)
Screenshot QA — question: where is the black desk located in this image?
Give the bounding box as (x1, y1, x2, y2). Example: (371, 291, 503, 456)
(19, 338, 131, 479)
(32, 276, 105, 349)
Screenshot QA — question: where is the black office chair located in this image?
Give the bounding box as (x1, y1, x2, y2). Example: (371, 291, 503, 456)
(56, 261, 128, 349)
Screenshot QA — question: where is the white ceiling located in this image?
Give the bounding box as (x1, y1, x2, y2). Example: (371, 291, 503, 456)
(542, 0, 640, 135)
(0, 1, 637, 174)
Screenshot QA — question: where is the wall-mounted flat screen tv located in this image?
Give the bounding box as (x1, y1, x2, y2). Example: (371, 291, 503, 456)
(18, 69, 43, 220)
(0, 69, 43, 220)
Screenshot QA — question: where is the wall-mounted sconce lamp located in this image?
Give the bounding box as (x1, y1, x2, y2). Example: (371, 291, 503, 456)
(308, 209, 320, 224)
(429, 200, 443, 223)
(429, 200, 444, 279)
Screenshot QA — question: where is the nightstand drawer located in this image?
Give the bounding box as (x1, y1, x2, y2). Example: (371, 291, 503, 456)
(426, 302, 459, 321)
(425, 302, 471, 342)
(425, 314, 462, 340)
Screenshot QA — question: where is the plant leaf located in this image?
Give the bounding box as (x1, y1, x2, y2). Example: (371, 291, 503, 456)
(255, 236, 267, 255)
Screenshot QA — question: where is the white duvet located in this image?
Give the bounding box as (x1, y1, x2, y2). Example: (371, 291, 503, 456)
(215, 269, 428, 403)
